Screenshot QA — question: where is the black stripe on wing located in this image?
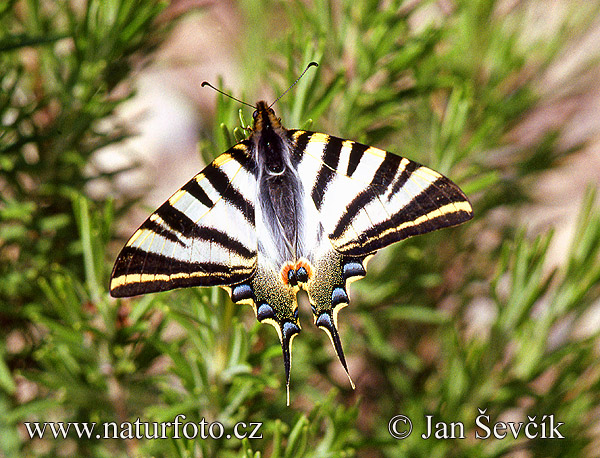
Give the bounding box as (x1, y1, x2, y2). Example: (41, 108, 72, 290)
(182, 179, 214, 208)
(311, 136, 343, 210)
(139, 217, 183, 246)
(110, 248, 251, 297)
(287, 130, 310, 165)
(193, 226, 256, 259)
(203, 163, 255, 224)
(346, 142, 369, 177)
(151, 201, 255, 260)
(353, 178, 473, 254)
(155, 202, 200, 239)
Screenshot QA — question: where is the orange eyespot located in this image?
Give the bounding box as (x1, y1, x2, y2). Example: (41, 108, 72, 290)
(280, 259, 314, 286)
(281, 261, 296, 285)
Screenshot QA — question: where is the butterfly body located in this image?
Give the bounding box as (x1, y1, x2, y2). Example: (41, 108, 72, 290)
(254, 102, 305, 266)
(110, 100, 473, 402)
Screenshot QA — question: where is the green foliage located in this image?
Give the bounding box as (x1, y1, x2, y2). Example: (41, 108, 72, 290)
(0, 0, 169, 308)
(2, 0, 600, 457)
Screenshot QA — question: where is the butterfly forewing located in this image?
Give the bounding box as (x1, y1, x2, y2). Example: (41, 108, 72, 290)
(291, 130, 472, 256)
(110, 143, 258, 297)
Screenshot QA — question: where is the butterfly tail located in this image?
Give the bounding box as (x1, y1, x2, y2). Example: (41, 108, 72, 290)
(315, 311, 355, 389)
(279, 321, 301, 405)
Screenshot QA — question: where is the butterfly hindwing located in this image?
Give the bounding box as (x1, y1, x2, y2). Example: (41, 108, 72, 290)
(305, 250, 368, 387)
(230, 263, 301, 404)
(110, 143, 258, 297)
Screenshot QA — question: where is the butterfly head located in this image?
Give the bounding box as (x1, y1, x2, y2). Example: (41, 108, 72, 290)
(252, 100, 282, 133)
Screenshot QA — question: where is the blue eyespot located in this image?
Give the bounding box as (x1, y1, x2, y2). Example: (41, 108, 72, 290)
(287, 269, 298, 286)
(331, 287, 349, 306)
(257, 303, 275, 322)
(343, 261, 365, 279)
(282, 321, 300, 340)
(316, 313, 332, 329)
(231, 283, 253, 302)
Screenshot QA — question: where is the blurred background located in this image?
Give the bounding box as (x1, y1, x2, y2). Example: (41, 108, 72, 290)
(2, 0, 600, 457)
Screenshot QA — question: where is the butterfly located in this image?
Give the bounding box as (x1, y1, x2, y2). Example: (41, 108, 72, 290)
(110, 68, 473, 403)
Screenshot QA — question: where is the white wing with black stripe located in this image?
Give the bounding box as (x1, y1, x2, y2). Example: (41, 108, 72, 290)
(291, 131, 472, 257)
(110, 143, 258, 297)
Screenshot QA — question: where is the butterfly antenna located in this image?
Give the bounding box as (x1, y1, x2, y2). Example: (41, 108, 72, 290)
(269, 62, 318, 108)
(200, 82, 256, 109)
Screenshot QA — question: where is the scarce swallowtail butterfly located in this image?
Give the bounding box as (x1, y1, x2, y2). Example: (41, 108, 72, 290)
(110, 63, 473, 404)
